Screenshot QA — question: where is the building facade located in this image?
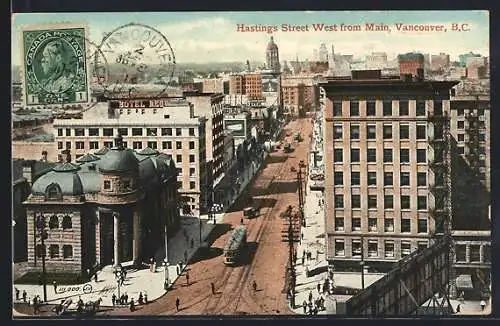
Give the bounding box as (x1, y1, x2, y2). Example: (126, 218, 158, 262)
(23, 136, 180, 274)
(202, 78, 224, 94)
(282, 76, 320, 116)
(320, 72, 457, 272)
(398, 52, 425, 78)
(431, 53, 450, 72)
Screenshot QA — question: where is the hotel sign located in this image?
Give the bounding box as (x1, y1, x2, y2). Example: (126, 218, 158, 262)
(109, 98, 174, 109)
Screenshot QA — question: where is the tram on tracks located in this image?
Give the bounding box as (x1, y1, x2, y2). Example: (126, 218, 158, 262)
(224, 226, 247, 266)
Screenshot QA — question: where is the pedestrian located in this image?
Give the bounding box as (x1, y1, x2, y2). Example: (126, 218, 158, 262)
(211, 282, 215, 295)
(123, 269, 127, 279)
(303, 300, 307, 314)
(53, 280, 57, 293)
(94, 273, 98, 282)
(120, 275, 125, 286)
(120, 294, 125, 305)
(252, 280, 257, 292)
(124, 293, 129, 304)
(316, 249, 319, 260)
(456, 304, 461, 313)
(308, 291, 313, 302)
(144, 292, 148, 304)
(186, 272, 190, 285)
(129, 298, 135, 312)
(301, 232, 304, 240)
(15, 287, 19, 301)
(150, 257, 154, 272)
(240, 218, 244, 225)
(176, 264, 180, 276)
(302, 255, 305, 265)
(138, 292, 144, 305)
(175, 297, 180, 311)
(317, 283, 321, 294)
(305, 266, 309, 277)
(480, 300, 486, 311)
(111, 294, 116, 306)
(22, 290, 27, 303)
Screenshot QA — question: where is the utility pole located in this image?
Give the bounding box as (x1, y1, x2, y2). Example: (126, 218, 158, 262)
(297, 164, 305, 227)
(281, 205, 296, 308)
(360, 235, 365, 290)
(35, 213, 48, 303)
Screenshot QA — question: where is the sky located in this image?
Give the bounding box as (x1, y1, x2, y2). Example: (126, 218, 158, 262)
(11, 11, 489, 65)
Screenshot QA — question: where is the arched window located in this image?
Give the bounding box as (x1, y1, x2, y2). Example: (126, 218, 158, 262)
(49, 215, 59, 229)
(62, 215, 72, 229)
(63, 245, 73, 258)
(49, 245, 59, 258)
(45, 183, 62, 201)
(35, 244, 45, 258)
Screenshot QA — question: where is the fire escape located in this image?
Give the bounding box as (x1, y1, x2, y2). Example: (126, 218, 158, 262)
(465, 112, 481, 178)
(428, 103, 456, 298)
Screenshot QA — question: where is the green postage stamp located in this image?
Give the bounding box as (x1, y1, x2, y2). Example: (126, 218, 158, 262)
(20, 23, 90, 106)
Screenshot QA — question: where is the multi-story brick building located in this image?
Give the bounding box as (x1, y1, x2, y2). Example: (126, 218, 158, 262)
(281, 76, 320, 117)
(202, 78, 224, 93)
(23, 135, 180, 274)
(53, 99, 207, 215)
(229, 74, 246, 95)
(320, 71, 458, 272)
(398, 52, 425, 79)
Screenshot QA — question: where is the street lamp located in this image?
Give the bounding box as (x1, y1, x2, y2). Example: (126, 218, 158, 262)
(35, 213, 48, 303)
(114, 264, 123, 298)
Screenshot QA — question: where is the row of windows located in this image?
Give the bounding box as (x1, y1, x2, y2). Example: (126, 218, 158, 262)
(178, 181, 198, 189)
(334, 217, 428, 233)
(47, 215, 73, 229)
(35, 244, 73, 259)
(334, 171, 427, 187)
(454, 108, 486, 117)
(177, 167, 197, 176)
(456, 133, 487, 143)
(334, 124, 427, 140)
(334, 239, 428, 258)
(333, 148, 426, 164)
(332, 100, 442, 117)
(456, 119, 486, 129)
(60, 140, 199, 151)
(57, 127, 197, 137)
(455, 244, 490, 263)
(334, 194, 427, 210)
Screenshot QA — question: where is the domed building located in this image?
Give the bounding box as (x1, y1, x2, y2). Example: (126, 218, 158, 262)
(24, 134, 180, 275)
(266, 36, 280, 73)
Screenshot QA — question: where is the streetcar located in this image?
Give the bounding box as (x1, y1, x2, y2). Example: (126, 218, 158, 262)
(284, 143, 293, 153)
(223, 225, 247, 266)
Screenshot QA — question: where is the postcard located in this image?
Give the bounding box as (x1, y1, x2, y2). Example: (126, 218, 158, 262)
(11, 10, 491, 318)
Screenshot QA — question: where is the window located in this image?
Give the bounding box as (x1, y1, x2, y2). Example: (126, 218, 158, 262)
(366, 101, 376, 116)
(49, 215, 59, 229)
(334, 195, 344, 208)
(470, 245, 481, 262)
(367, 149, 376, 162)
(417, 172, 427, 186)
(417, 196, 427, 210)
(147, 128, 157, 136)
(384, 219, 394, 232)
(176, 141, 182, 150)
(62, 215, 72, 229)
(384, 172, 393, 186)
(479, 133, 486, 141)
(384, 195, 393, 209)
(58, 129, 63, 136)
(458, 134, 464, 141)
(368, 218, 377, 232)
(351, 172, 360, 185)
(399, 101, 409, 116)
(333, 100, 342, 116)
(434, 100, 443, 115)
(400, 172, 410, 186)
(352, 218, 361, 231)
(399, 125, 409, 139)
(416, 100, 426, 116)
(132, 128, 143, 136)
(88, 128, 99, 136)
(455, 244, 466, 262)
(104, 141, 113, 148)
(401, 196, 410, 209)
(189, 128, 195, 136)
(351, 149, 360, 162)
(334, 125, 343, 139)
(177, 168, 183, 176)
(190, 181, 196, 189)
(189, 168, 195, 176)
(176, 128, 182, 136)
(368, 172, 377, 186)
(383, 101, 392, 116)
(90, 141, 98, 149)
(334, 172, 343, 185)
(58, 142, 63, 149)
(161, 128, 170, 136)
(352, 195, 361, 208)
(457, 146, 465, 154)
(418, 218, 428, 233)
(118, 128, 128, 136)
(385, 241, 395, 257)
(334, 149, 343, 162)
(401, 241, 411, 257)
(478, 108, 485, 116)
(176, 154, 182, 163)
(484, 245, 491, 263)
(383, 125, 392, 139)
(49, 245, 59, 258)
(417, 149, 426, 163)
(457, 120, 464, 129)
(66, 141, 71, 149)
(133, 141, 142, 149)
(103, 128, 113, 136)
(368, 241, 378, 257)
(456, 108, 464, 116)
(416, 125, 426, 139)
(352, 240, 362, 256)
(383, 149, 393, 163)
(350, 101, 359, 116)
(62, 245, 73, 259)
(189, 154, 195, 163)
(146, 141, 156, 149)
(418, 241, 428, 252)
(335, 240, 345, 256)
(189, 141, 195, 150)
(65, 128, 71, 136)
(367, 125, 376, 139)
(400, 149, 410, 163)
(401, 219, 411, 233)
(368, 195, 377, 209)
(75, 128, 84, 136)
(350, 125, 360, 139)
(104, 180, 111, 190)
(335, 217, 344, 231)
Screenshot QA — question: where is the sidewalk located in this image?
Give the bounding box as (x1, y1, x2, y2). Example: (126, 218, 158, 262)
(12, 156, 266, 314)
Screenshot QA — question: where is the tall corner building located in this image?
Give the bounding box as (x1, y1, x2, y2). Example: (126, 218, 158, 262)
(320, 71, 458, 272)
(266, 36, 280, 73)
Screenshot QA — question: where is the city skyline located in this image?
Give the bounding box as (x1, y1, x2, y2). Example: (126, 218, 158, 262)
(12, 11, 489, 65)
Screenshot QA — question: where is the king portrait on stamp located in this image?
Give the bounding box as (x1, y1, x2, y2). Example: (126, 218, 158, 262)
(21, 23, 91, 106)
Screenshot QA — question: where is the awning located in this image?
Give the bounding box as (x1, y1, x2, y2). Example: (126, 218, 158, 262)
(456, 274, 474, 289)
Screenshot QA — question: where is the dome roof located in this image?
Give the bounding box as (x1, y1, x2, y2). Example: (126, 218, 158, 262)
(31, 163, 84, 196)
(98, 148, 139, 173)
(138, 147, 159, 156)
(76, 153, 101, 163)
(94, 147, 109, 155)
(267, 36, 278, 51)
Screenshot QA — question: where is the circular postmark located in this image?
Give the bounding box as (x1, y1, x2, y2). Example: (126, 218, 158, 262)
(82, 283, 93, 294)
(98, 23, 176, 99)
